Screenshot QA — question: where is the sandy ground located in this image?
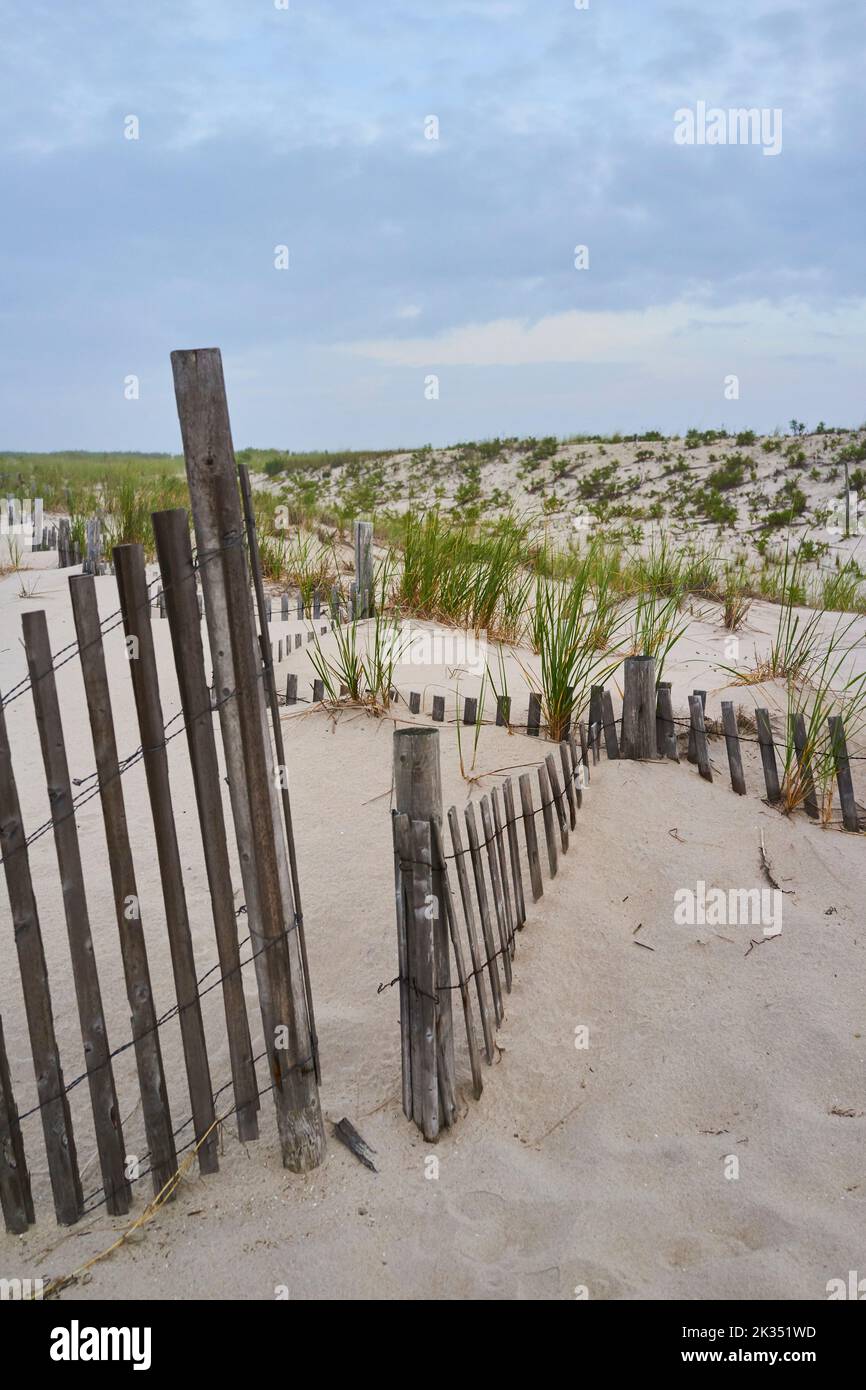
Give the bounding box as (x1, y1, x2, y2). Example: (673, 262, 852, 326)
(1, 557, 865, 1301)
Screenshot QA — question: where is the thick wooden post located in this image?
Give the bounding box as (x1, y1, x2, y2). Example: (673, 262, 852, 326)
(620, 655, 657, 759)
(22, 611, 131, 1215)
(393, 728, 455, 1128)
(152, 509, 259, 1140)
(69, 576, 178, 1195)
(354, 520, 374, 618)
(0, 1014, 35, 1234)
(0, 698, 82, 1226)
(114, 542, 218, 1175)
(171, 347, 324, 1172)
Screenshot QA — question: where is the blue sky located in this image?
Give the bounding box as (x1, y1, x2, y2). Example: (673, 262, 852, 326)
(1, 0, 863, 451)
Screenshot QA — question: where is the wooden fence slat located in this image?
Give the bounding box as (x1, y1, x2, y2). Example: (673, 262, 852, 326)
(496, 695, 511, 727)
(354, 521, 374, 619)
(686, 689, 708, 767)
(463, 696, 477, 725)
(545, 752, 569, 851)
(588, 686, 603, 742)
(756, 708, 781, 803)
(391, 813, 413, 1118)
(490, 787, 515, 957)
(537, 762, 559, 877)
(69, 576, 178, 1195)
(409, 691, 421, 714)
(579, 721, 590, 781)
(153, 509, 260, 1140)
(688, 694, 713, 782)
(601, 690, 620, 759)
(0, 1013, 35, 1234)
(501, 778, 526, 929)
(447, 808, 495, 1063)
(720, 700, 746, 796)
(518, 771, 544, 901)
(431, 821, 483, 1101)
(828, 716, 860, 832)
(791, 713, 819, 819)
(22, 611, 131, 1215)
(655, 682, 679, 761)
(114, 543, 218, 1175)
(479, 795, 513, 993)
(432, 695, 445, 722)
(464, 803, 504, 1024)
(527, 691, 542, 737)
(0, 698, 82, 1226)
(568, 729, 584, 809)
(560, 741, 576, 829)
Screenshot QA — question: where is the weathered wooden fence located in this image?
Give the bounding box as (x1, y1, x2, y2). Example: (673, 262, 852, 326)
(391, 720, 593, 1141)
(0, 347, 325, 1236)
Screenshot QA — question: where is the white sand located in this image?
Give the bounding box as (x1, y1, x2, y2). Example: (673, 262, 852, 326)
(1, 560, 865, 1301)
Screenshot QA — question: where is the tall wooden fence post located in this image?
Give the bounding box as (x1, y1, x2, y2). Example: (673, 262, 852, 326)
(621, 655, 657, 759)
(393, 728, 455, 1134)
(171, 346, 325, 1172)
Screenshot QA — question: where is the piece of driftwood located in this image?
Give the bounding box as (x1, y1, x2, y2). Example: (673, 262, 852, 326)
(333, 1118, 378, 1172)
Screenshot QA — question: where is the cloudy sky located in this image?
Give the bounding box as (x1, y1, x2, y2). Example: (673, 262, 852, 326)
(1, 0, 863, 451)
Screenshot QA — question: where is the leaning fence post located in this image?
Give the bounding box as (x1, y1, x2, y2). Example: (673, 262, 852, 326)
(828, 716, 860, 831)
(687, 689, 707, 763)
(688, 694, 713, 782)
(720, 700, 746, 796)
(394, 722, 458, 1134)
(621, 655, 657, 759)
(0, 1013, 35, 1234)
(172, 346, 325, 1173)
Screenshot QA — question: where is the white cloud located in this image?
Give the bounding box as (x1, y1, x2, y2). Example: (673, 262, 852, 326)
(337, 298, 866, 368)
